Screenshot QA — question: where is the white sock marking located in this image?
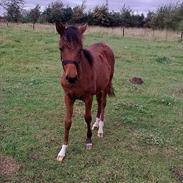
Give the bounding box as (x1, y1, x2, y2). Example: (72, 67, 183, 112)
(92, 117, 100, 130)
(98, 121, 104, 135)
(58, 144, 68, 157)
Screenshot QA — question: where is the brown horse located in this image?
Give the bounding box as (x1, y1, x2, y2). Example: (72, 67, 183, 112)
(56, 23, 115, 161)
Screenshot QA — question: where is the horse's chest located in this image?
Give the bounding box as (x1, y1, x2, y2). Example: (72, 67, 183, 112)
(61, 78, 96, 97)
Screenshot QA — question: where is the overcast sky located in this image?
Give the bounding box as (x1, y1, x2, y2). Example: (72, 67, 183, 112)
(0, 0, 180, 16)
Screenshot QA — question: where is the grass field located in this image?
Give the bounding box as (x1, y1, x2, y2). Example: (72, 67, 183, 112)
(0, 24, 183, 182)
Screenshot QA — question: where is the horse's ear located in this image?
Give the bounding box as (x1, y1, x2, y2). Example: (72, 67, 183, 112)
(79, 24, 88, 34)
(56, 22, 65, 36)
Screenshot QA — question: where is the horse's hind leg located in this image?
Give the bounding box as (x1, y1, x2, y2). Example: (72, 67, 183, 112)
(92, 91, 107, 137)
(84, 95, 93, 149)
(92, 92, 102, 130)
(97, 91, 107, 138)
(57, 95, 74, 161)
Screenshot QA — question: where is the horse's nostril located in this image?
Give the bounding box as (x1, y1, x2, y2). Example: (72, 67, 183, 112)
(66, 75, 69, 81)
(66, 76, 78, 84)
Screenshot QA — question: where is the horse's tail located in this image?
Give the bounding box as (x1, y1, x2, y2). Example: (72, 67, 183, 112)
(106, 44, 115, 97)
(108, 82, 115, 97)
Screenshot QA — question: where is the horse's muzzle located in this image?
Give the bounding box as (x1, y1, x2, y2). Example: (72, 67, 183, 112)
(66, 75, 78, 84)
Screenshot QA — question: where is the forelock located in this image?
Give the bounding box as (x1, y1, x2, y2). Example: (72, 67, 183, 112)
(63, 26, 82, 47)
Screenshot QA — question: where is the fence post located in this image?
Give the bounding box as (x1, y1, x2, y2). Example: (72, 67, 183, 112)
(122, 27, 125, 37)
(181, 32, 183, 42)
(165, 29, 168, 41)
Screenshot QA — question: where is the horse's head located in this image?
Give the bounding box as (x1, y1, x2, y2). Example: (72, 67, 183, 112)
(56, 23, 87, 84)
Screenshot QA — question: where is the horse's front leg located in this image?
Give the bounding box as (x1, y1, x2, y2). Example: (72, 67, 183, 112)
(57, 95, 74, 162)
(84, 96, 93, 149)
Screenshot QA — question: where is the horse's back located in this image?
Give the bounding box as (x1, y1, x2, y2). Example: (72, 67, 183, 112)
(89, 43, 114, 72)
(88, 43, 115, 93)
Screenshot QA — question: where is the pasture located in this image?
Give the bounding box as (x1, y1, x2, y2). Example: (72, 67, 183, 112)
(0, 24, 183, 182)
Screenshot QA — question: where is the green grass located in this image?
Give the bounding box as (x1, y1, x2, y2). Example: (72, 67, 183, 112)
(0, 25, 183, 183)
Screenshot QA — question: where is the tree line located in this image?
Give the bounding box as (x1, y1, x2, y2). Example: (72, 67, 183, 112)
(0, 0, 183, 31)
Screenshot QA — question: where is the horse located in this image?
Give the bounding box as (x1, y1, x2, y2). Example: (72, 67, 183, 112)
(55, 23, 115, 161)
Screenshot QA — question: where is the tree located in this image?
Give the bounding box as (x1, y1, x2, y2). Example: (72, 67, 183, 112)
(62, 7, 73, 23)
(120, 5, 133, 27)
(29, 4, 40, 29)
(149, 3, 183, 30)
(0, 0, 24, 23)
(21, 9, 30, 23)
(72, 0, 87, 24)
(131, 14, 145, 27)
(42, 1, 64, 23)
(91, 5, 110, 27)
(174, 2, 183, 31)
(108, 11, 122, 27)
(144, 11, 154, 28)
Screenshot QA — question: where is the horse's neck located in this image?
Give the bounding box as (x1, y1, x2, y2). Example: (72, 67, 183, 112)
(80, 53, 93, 78)
(79, 53, 95, 89)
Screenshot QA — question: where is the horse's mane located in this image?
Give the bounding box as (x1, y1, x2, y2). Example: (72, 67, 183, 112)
(64, 26, 93, 66)
(83, 49, 93, 66)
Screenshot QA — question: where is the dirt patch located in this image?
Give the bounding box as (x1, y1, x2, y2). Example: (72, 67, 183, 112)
(170, 166, 183, 183)
(130, 77, 144, 85)
(0, 155, 20, 176)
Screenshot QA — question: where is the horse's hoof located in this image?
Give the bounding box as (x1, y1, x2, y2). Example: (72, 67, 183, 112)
(97, 133, 104, 138)
(85, 143, 92, 150)
(57, 155, 65, 162)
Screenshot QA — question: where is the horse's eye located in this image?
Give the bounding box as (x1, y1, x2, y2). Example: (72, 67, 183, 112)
(59, 48, 63, 51)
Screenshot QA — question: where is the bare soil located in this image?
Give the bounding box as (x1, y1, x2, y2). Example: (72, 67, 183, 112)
(130, 77, 144, 85)
(0, 155, 20, 176)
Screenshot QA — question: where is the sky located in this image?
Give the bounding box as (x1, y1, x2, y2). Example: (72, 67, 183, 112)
(0, 0, 180, 16)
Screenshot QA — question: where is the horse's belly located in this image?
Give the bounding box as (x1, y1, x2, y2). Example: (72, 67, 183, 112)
(95, 62, 111, 92)
(96, 75, 110, 92)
